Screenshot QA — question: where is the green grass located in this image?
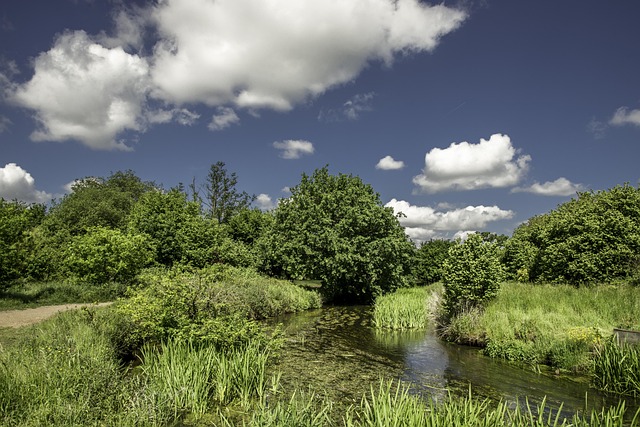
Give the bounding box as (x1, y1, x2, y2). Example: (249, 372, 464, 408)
(373, 287, 432, 330)
(593, 338, 640, 397)
(0, 280, 124, 311)
(478, 283, 640, 372)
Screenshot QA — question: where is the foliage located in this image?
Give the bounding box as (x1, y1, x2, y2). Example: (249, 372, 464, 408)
(441, 233, 505, 317)
(264, 166, 414, 303)
(0, 200, 45, 288)
(413, 239, 454, 285)
(373, 287, 431, 330)
(201, 161, 256, 223)
(0, 282, 124, 311)
(116, 266, 320, 347)
(62, 227, 154, 284)
(45, 170, 155, 236)
(504, 184, 640, 285)
(227, 208, 274, 245)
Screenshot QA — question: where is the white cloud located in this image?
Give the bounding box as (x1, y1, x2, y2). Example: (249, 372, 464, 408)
(385, 198, 513, 242)
(273, 139, 315, 159)
(149, 0, 466, 109)
(11, 31, 150, 151)
(147, 108, 199, 125)
(413, 133, 531, 193)
(98, 7, 148, 51)
(512, 177, 584, 196)
(0, 115, 10, 133)
(319, 92, 375, 121)
(587, 117, 607, 139)
(0, 163, 52, 203)
(256, 193, 276, 210)
(281, 186, 291, 194)
(208, 107, 240, 131)
(376, 155, 405, 170)
(610, 107, 640, 127)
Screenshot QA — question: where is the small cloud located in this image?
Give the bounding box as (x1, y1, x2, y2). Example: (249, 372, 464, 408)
(385, 198, 513, 243)
(512, 177, 584, 196)
(413, 133, 530, 193)
(208, 107, 240, 131)
(587, 117, 608, 139)
(610, 107, 640, 127)
(147, 108, 200, 126)
(319, 92, 375, 122)
(281, 186, 291, 194)
(0, 163, 52, 203)
(273, 139, 314, 159)
(0, 115, 11, 133)
(375, 155, 405, 170)
(255, 193, 275, 210)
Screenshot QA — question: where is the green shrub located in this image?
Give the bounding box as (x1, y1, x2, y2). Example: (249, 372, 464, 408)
(441, 233, 505, 317)
(63, 227, 154, 284)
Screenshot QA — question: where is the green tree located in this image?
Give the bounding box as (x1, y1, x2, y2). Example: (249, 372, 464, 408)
(441, 233, 505, 317)
(504, 184, 640, 285)
(264, 166, 413, 302)
(202, 162, 255, 223)
(0, 200, 46, 288)
(413, 239, 455, 285)
(46, 170, 155, 236)
(63, 227, 154, 284)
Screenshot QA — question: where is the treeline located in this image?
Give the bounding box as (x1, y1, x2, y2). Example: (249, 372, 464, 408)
(2, 165, 640, 301)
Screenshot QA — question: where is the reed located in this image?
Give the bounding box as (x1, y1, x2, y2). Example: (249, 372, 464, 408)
(373, 287, 430, 330)
(593, 338, 640, 397)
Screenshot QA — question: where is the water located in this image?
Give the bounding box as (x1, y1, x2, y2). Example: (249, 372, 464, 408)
(267, 305, 640, 417)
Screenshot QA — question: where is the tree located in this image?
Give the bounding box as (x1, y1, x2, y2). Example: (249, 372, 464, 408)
(0, 199, 46, 288)
(202, 162, 255, 223)
(504, 184, 640, 285)
(63, 227, 154, 284)
(264, 166, 413, 302)
(441, 233, 505, 317)
(414, 239, 455, 285)
(46, 170, 156, 236)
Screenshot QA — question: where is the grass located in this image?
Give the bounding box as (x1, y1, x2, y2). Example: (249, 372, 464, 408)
(373, 287, 433, 330)
(0, 280, 124, 311)
(593, 337, 640, 397)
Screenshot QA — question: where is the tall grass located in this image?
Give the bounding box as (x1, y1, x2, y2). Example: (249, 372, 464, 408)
(453, 283, 640, 372)
(140, 339, 272, 420)
(593, 338, 640, 397)
(373, 287, 431, 330)
(0, 280, 125, 310)
(344, 380, 640, 427)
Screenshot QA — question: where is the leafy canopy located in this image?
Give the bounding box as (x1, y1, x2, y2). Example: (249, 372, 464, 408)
(265, 166, 413, 302)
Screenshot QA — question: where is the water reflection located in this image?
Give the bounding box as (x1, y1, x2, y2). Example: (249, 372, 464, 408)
(267, 306, 639, 416)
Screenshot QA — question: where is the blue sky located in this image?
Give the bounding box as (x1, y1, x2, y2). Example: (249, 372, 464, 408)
(1, 0, 639, 241)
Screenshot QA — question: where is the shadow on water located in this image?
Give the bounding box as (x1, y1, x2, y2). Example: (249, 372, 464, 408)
(266, 306, 640, 417)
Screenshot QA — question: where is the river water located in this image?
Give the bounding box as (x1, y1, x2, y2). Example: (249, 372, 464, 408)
(267, 305, 639, 417)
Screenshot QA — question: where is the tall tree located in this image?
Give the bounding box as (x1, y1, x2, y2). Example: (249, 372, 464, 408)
(264, 166, 413, 303)
(203, 162, 255, 223)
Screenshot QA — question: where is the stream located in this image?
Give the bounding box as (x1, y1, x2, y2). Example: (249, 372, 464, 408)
(267, 305, 640, 418)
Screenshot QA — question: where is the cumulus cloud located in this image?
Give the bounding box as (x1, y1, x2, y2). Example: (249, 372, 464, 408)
(376, 155, 405, 170)
(0, 163, 52, 203)
(255, 193, 276, 210)
(385, 198, 513, 242)
(610, 107, 640, 127)
(273, 139, 315, 159)
(413, 133, 531, 193)
(319, 92, 375, 121)
(208, 107, 240, 131)
(11, 31, 150, 151)
(512, 177, 584, 196)
(150, 0, 466, 109)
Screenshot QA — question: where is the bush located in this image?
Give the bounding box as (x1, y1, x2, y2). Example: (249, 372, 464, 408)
(62, 227, 154, 284)
(441, 233, 505, 318)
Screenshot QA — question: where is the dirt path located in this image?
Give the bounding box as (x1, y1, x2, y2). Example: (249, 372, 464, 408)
(0, 303, 112, 328)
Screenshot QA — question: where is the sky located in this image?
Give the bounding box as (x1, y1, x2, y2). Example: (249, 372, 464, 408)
(1, 0, 639, 242)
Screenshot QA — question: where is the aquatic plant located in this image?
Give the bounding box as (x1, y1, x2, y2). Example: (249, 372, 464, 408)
(373, 287, 430, 330)
(593, 337, 640, 397)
